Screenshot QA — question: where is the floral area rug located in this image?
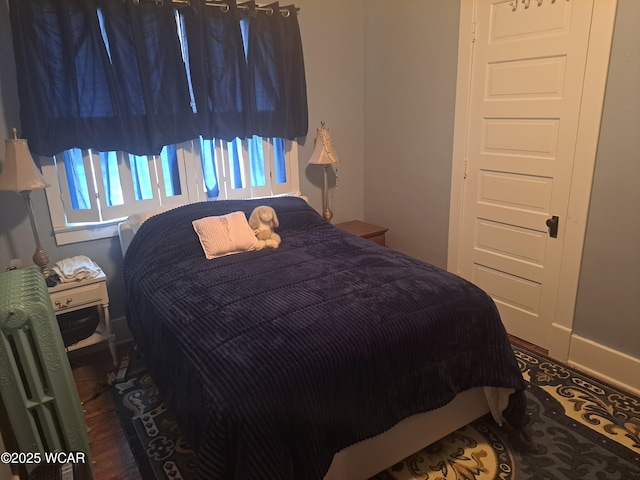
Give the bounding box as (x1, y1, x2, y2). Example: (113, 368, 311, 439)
(373, 345, 640, 480)
(112, 345, 640, 480)
(111, 353, 198, 480)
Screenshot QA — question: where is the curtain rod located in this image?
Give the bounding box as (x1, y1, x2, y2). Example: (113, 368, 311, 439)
(136, 0, 298, 16)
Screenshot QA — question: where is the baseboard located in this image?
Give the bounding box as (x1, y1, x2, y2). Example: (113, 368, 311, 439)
(111, 315, 133, 345)
(568, 334, 640, 396)
(549, 323, 572, 362)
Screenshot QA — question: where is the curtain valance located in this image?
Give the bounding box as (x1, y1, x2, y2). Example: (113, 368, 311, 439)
(8, 0, 308, 156)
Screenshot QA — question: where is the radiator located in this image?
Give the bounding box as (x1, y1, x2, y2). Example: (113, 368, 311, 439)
(0, 267, 92, 476)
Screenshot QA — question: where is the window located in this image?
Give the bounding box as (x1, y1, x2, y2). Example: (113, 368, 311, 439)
(30, 4, 306, 246)
(41, 137, 300, 245)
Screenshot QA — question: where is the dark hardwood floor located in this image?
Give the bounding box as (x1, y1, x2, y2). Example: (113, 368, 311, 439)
(69, 343, 140, 479)
(509, 334, 548, 356)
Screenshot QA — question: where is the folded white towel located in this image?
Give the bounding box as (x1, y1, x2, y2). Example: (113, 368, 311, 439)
(52, 255, 103, 283)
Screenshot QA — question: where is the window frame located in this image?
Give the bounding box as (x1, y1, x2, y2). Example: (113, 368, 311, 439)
(40, 138, 300, 246)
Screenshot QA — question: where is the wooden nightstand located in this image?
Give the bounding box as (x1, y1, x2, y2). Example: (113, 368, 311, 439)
(335, 220, 389, 246)
(48, 271, 118, 366)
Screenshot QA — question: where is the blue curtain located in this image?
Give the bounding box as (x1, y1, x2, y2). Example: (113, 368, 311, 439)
(160, 144, 181, 196)
(183, 0, 249, 141)
(199, 138, 220, 199)
(9, 0, 120, 157)
(8, 0, 307, 157)
(98, 1, 197, 155)
(228, 139, 244, 189)
(242, 2, 308, 138)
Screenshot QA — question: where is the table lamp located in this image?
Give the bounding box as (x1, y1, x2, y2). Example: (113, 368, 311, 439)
(308, 122, 340, 221)
(0, 128, 52, 280)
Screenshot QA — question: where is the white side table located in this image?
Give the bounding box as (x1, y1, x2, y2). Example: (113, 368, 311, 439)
(48, 271, 117, 366)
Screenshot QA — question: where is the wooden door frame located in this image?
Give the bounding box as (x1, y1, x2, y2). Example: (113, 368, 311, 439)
(447, 0, 618, 361)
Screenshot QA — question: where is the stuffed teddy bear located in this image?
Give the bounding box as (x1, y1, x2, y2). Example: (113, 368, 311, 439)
(249, 206, 281, 250)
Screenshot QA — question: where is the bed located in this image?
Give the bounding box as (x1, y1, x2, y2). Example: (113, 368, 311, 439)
(120, 196, 527, 480)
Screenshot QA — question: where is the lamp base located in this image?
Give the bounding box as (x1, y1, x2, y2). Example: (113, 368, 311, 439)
(33, 247, 49, 277)
(33, 247, 57, 286)
(21, 191, 56, 285)
(321, 166, 334, 222)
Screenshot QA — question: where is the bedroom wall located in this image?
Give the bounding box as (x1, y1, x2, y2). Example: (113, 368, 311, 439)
(362, 0, 461, 268)
(295, 0, 365, 224)
(572, 0, 640, 359)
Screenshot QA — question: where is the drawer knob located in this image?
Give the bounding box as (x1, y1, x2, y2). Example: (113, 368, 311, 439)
(55, 297, 73, 310)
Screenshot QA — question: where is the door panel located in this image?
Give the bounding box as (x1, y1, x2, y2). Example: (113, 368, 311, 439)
(473, 265, 542, 314)
(459, 0, 594, 348)
(486, 57, 567, 100)
(483, 119, 559, 159)
(479, 172, 553, 210)
(491, 1, 572, 40)
(475, 220, 547, 266)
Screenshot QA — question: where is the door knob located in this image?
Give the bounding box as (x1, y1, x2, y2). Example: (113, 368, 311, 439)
(546, 215, 559, 238)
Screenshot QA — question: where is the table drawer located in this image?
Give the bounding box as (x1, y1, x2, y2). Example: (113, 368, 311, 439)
(50, 282, 105, 313)
(367, 234, 386, 246)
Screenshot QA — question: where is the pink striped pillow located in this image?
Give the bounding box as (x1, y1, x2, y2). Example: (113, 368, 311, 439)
(192, 211, 258, 259)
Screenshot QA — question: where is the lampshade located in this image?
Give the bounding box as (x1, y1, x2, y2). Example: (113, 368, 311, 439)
(308, 122, 340, 166)
(0, 135, 49, 192)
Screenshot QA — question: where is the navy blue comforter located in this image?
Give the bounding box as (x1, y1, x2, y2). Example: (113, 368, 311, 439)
(123, 197, 526, 480)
